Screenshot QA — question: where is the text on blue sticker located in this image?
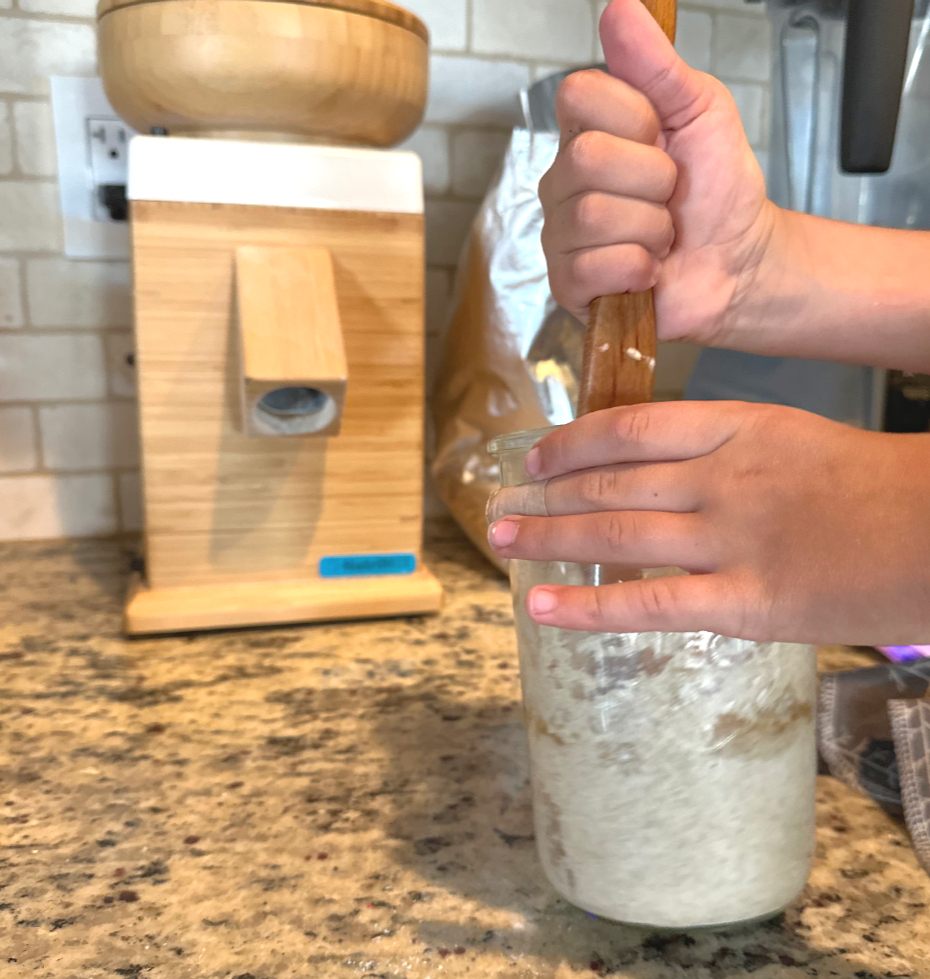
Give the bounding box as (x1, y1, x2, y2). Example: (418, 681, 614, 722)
(319, 553, 417, 578)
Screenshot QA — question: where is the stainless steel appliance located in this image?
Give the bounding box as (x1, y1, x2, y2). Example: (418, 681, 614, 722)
(688, 0, 930, 429)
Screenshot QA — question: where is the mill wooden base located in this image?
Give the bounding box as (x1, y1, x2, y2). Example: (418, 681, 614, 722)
(124, 568, 443, 635)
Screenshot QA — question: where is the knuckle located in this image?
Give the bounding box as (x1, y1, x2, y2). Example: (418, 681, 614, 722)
(630, 93, 662, 144)
(565, 250, 601, 294)
(717, 573, 759, 640)
(636, 578, 679, 622)
(555, 72, 583, 115)
(614, 405, 654, 448)
(565, 129, 605, 174)
(569, 191, 603, 237)
(539, 516, 564, 556)
(738, 402, 782, 439)
(658, 211, 676, 252)
(625, 247, 660, 291)
(556, 69, 599, 118)
(656, 154, 678, 202)
(545, 438, 568, 477)
(602, 512, 628, 551)
(581, 586, 610, 630)
(540, 218, 554, 254)
(548, 263, 584, 313)
(579, 468, 618, 508)
(537, 169, 552, 210)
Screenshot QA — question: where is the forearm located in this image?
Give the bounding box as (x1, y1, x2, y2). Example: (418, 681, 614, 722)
(721, 206, 930, 372)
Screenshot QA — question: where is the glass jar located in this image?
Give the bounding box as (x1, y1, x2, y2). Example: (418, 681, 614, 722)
(489, 426, 818, 930)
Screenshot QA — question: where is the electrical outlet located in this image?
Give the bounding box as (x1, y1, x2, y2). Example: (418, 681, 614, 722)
(51, 77, 138, 258)
(87, 117, 130, 222)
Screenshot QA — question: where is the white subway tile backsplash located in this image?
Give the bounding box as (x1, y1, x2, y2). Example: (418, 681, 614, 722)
(593, 1, 612, 60)
(0, 258, 23, 327)
(0, 0, 779, 541)
(473, 0, 594, 63)
(696, 0, 764, 13)
(0, 18, 96, 96)
(532, 63, 579, 83)
(13, 100, 56, 177)
(676, 9, 713, 72)
(596, 4, 745, 74)
(425, 199, 479, 267)
(727, 81, 766, 148)
(402, 0, 468, 51)
(18, 0, 97, 15)
(0, 102, 11, 177)
(104, 330, 136, 398)
(426, 56, 531, 126)
(118, 470, 142, 532)
(400, 126, 451, 195)
(40, 402, 139, 471)
(0, 333, 106, 401)
(27, 259, 131, 328)
(0, 407, 36, 472)
(0, 473, 116, 539)
(0, 182, 60, 251)
(713, 13, 771, 83)
(452, 129, 511, 198)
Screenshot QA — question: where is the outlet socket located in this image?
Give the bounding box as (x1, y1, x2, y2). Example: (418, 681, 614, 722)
(51, 76, 138, 258)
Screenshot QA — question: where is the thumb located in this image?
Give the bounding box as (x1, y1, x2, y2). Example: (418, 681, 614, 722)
(600, 0, 708, 130)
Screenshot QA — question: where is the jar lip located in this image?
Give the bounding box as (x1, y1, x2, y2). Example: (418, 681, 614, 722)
(487, 425, 559, 457)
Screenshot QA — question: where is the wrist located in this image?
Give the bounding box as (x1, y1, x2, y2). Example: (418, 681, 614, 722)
(716, 201, 798, 351)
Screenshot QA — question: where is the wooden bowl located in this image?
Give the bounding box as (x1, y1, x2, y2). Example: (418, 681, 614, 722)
(96, 0, 429, 147)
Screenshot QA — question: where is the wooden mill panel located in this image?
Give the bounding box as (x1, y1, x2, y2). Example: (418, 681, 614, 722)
(131, 198, 429, 590)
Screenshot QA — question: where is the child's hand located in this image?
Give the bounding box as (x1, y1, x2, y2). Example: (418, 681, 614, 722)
(487, 403, 930, 645)
(539, 0, 776, 347)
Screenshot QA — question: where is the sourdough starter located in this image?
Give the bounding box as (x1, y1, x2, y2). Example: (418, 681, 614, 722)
(511, 559, 817, 928)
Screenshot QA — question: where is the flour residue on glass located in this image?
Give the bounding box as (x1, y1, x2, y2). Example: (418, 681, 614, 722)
(512, 557, 817, 929)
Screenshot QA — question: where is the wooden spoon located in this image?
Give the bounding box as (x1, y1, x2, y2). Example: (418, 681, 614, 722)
(577, 0, 678, 416)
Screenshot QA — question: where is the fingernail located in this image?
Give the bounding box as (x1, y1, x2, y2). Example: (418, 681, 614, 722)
(524, 447, 542, 477)
(488, 519, 519, 548)
(529, 588, 558, 615)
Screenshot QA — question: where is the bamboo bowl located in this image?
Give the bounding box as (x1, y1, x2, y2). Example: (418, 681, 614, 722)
(96, 0, 429, 146)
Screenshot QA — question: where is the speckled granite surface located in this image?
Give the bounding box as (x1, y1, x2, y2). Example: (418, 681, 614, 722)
(1, 525, 928, 979)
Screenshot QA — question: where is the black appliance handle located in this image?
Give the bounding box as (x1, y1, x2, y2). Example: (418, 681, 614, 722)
(841, 0, 915, 174)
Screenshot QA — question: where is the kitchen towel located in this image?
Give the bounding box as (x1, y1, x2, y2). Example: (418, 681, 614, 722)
(819, 658, 930, 874)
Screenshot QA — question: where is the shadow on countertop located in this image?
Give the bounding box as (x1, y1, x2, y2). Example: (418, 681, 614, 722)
(358, 680, 910, 979)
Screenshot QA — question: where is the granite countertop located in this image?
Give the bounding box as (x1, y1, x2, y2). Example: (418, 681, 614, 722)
(1, 524, 927, 979)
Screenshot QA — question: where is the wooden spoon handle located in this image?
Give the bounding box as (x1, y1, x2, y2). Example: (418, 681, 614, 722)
(577, 0, 677, 417)
(578, 292, 658, 413)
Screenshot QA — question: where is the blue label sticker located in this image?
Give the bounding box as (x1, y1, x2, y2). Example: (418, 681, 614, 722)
(319, 553, 417, 578)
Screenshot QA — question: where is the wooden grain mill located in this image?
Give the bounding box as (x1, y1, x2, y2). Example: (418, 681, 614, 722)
(96, 0, 442, 633)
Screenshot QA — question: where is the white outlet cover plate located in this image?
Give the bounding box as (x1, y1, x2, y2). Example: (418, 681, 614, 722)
(50, 76, 138, 259)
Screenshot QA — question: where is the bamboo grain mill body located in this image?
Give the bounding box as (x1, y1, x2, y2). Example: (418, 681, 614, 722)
(96, 0, 442, 634)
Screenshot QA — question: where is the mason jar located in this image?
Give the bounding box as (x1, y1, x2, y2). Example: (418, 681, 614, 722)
(489, 426, 818, 929)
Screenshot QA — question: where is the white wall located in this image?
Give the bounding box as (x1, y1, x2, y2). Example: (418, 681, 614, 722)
(0, 0, 772, 539)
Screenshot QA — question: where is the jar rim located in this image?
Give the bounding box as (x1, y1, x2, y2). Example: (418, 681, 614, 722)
(487, 426, 559, 457)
